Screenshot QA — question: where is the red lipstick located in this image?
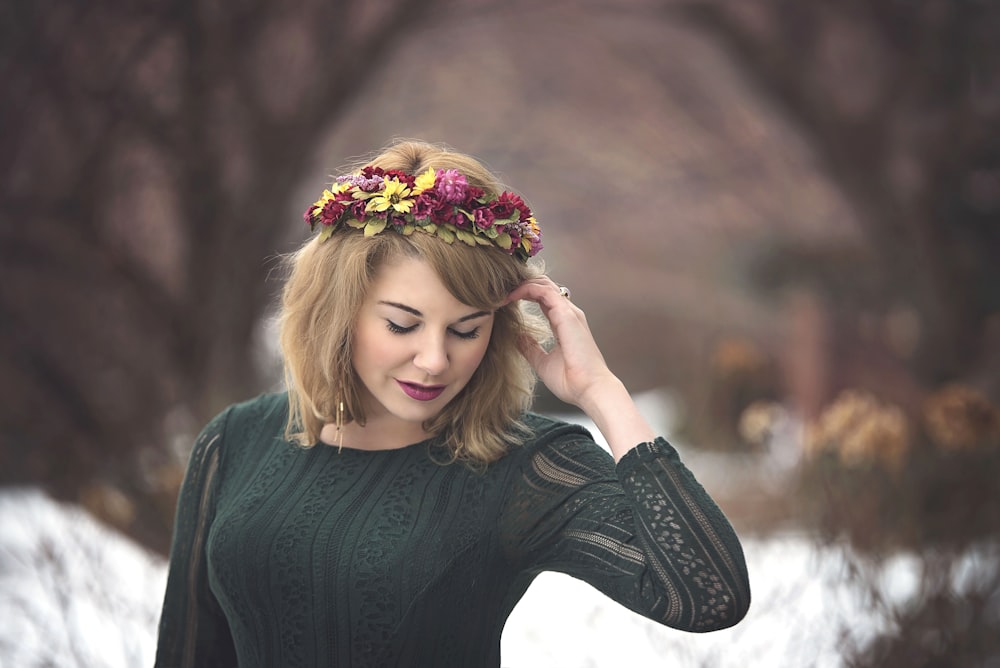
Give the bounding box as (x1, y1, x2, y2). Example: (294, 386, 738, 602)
(397, 381, 446, 402)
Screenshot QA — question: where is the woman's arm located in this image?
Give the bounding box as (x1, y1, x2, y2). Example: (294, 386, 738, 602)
(155, 408, 238, 668)
(501, 424, 750, 631)
(505, 277, 751, 630)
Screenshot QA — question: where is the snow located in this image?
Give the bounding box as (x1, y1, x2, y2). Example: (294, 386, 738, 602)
(0, 489, 166, 668)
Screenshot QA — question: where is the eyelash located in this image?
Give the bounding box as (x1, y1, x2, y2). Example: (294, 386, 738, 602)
(385, 321, 480, 340)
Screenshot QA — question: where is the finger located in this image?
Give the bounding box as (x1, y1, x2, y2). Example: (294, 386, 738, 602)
(516, 333, 549, 369)
(504, 278, 551, 305)
(506, 278, 573, 311)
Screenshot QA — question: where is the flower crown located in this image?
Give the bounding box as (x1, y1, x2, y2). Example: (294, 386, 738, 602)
(304, 166, 543, 262)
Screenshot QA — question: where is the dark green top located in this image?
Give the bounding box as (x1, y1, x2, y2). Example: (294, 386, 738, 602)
(155, 393, 750, 667)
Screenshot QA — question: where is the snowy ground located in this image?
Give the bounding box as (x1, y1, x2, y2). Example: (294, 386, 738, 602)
(0, 486, 908, 668)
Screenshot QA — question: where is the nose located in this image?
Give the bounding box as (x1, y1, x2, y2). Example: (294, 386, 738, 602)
(413, 333, 449, 376)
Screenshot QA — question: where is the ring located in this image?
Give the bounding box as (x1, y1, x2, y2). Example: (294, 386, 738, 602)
(558, 286, 571, 300)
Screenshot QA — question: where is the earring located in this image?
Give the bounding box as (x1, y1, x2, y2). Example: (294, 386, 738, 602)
(335, 399, 345, 453)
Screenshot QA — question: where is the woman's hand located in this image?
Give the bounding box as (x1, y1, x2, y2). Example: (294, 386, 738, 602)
(506, 276, 656, 461)
(505, 276, 617, 409)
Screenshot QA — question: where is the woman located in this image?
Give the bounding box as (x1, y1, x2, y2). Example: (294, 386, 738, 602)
(155, 140, 750, 667)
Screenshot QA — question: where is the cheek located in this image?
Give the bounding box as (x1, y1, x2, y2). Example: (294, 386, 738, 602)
(353, 323, 399, 371)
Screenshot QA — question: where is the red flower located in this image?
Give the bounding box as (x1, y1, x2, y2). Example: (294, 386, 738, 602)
(384, 169, 416, 188)
(462, 186, 485, 208)
(320, 199, 346, 225)
(488, 196, 516, 221)
(496, 192, 530, 222)
(350, 199, 369, 219)
(412, 191, 440, 220)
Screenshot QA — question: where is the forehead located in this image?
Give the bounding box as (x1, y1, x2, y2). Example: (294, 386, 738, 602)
(368, 256, 477, 315)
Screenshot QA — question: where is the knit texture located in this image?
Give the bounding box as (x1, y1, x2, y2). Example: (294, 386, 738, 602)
(155, 393, 750, 667)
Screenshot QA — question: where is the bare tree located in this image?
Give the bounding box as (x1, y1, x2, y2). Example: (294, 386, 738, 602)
(0, 0, 442, 552)
(673, 0, 1000, 387)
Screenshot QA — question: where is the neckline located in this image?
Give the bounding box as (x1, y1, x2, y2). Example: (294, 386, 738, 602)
(316, 434, 442, 454)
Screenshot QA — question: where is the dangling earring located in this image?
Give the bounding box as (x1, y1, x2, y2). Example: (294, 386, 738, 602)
(335, 399, 345, 453)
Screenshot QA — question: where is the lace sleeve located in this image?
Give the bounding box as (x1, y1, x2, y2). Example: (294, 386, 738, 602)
(155, 408, 238, 668)
(501, 434, 750, 632)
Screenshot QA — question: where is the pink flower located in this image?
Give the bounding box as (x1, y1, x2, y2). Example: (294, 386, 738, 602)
(436, 169, 468, 204)
(350, 166, 386, 192)
(473, 207, 496, 230)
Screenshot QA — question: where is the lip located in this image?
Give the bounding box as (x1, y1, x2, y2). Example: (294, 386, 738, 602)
(396, 380, 447, 402)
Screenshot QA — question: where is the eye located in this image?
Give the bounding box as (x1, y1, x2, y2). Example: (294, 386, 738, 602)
(386, 321, 417, 335)
(449, 327, 481, 340)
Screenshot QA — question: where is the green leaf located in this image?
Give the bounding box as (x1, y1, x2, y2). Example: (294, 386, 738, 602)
(495, 232, 512, 249)
(436, 227, 456, 243)
(364, 220, 387, 237)
(455, 229, 478, 247)
(318, 226, 335, 242)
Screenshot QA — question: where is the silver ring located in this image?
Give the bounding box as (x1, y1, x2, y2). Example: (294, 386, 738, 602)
(558, 286, 571, 300)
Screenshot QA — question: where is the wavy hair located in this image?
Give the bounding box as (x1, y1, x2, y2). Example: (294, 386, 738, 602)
(279, 140, 546, 464)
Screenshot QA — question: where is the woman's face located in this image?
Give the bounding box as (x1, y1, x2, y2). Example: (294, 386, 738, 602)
(351, 255, 494, 440)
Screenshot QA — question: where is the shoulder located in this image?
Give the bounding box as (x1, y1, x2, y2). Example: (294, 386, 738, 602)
(520, 412, 593, 446)
(195, 392, 292, 484)
(224, 391, 289, 428)
(197, 391, 289, 455)
(499, 414, 618, 501)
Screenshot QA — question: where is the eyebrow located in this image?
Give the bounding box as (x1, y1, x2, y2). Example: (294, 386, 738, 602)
(377, 301, 492, 323)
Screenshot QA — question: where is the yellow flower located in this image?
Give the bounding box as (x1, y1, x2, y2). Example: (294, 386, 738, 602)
(923, 384, 999, 451)
(366, 177, 414, 214)
(311, 188, 336, 215)
(738, 401, 785, 447)
(807, 389, 911, 472)
(413, 167, 436, 195)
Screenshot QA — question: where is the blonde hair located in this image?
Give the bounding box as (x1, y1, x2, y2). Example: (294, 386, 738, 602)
(279, 140, 546, 464)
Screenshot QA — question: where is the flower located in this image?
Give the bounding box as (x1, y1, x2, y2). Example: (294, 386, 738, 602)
(413, 167, 436, 194)
(436, 169, 468, 204)
(365, 176, 414, 215)
(923, 384, 999, 451)
(738, 401, 786, 447)
(303, 165, 543, 262)
(338, 166, 385, 192)
(473, 207, 495, 230)
(806, 390, 911, 472)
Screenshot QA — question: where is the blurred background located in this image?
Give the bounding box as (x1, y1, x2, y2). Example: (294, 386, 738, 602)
(2, 0, 999, 665)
